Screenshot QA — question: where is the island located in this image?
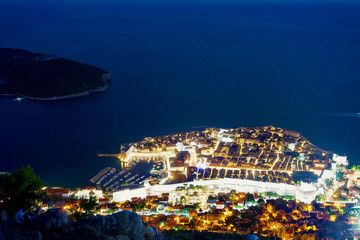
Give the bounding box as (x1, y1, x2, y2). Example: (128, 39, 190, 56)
(0, 48, 111, 100)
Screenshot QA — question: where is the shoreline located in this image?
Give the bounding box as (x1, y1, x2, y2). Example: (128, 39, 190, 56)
(0, 73, 111, 101)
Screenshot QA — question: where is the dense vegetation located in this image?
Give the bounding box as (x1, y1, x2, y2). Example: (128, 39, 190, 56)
(0, 48, 110, 99)
(292, 171, 319, 183)
(0, 165, 43, 216)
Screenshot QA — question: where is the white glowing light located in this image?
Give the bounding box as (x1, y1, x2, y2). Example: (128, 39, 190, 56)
(196, 161, 208, 169)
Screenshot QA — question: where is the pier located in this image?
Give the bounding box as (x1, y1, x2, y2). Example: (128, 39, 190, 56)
(97, 153, 129, 169)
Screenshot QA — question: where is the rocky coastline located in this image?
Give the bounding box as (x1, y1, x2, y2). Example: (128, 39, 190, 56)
(0, 48, 111, 100)
(22, 73, 111, 101)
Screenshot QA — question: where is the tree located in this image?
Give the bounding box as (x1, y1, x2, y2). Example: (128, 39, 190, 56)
(0, 165, 43, 216)
(336, 166, 346, 182)
(315, 194, 326, 202)
(193, 203, 201, 211)
(351, 165, 360, 172)
(324, 178, 334, 188)
(257, 198, 265, 205)
(180, 196, 186, 206)
(230, 189, 237, 204)
(103, 187, 113, 201)
(311, 200, 320, 210)
(245, 193, 255, 203)
(208, 195, 216, 200)
(79, 197, 97, 214)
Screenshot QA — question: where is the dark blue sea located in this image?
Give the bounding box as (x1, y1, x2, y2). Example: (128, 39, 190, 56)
(0, 0, 360, 187)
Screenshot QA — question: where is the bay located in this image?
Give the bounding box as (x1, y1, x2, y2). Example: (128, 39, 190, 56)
(0, 1, 359, 187)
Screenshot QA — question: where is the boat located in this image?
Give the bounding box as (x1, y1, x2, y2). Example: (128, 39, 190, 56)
(13, 97, 24, 102)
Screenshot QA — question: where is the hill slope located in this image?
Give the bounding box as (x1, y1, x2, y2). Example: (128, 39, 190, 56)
(0, 48, 111, 100)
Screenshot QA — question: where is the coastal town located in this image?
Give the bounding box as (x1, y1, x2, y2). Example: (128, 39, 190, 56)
(40, 126, 360, 239)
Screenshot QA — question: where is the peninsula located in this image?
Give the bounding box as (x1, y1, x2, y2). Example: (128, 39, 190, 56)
(95, 126, 337, 198)
(0, 48, 111, 100)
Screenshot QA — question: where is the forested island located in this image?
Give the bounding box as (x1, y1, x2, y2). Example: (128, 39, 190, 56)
(0, 48, 111, 100)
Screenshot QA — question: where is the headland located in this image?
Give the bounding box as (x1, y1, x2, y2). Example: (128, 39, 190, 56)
(0, 48, 111, 100)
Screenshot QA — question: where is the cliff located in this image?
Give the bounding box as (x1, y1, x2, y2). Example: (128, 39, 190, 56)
(0, 48, 111, 100)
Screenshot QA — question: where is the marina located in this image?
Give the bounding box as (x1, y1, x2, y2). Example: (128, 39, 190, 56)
(90, 160, 163, 190)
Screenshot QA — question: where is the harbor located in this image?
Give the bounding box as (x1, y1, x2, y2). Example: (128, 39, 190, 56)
(90, 160, 166, 191)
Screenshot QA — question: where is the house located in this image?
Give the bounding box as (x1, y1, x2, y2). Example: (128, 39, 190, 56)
(179, 217, 189, 225)
(113, 188, 147, 202)
(46, 187, 71, 199)
(313, 161, 327, 169)
(216, 201, 225, 209)
(207, 198, 217, 209)
(40, 204, 49, 211)
(189, 210, 198, 218)
(100, 205, 108, 213)
(349, 187, 360, 197)
(284, 129, 300, 138)
(156, 202, 168, 212)
(333, 154, 348, 166)
(172, 206, 183, 213)
(99, 198, 110, 205)
(75, 187, 103, 199)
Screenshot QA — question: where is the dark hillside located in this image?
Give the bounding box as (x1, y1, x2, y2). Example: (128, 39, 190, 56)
(0, 48, 111, 99)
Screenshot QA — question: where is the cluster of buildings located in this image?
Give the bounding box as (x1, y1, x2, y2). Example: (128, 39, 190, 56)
(41, 185, 358, 239)
(40, 166, 360, 239)
(41, 126, 360, 239)
(107, 126, 345, 204)
(129, 127, 331, 179)
(40, 187, 110, 213)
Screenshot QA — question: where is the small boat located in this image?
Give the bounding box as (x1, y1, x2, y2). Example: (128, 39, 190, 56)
(13, 97, 24, 102)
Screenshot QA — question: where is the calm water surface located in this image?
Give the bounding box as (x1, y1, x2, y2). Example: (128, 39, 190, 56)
(0, 1, 359, 187)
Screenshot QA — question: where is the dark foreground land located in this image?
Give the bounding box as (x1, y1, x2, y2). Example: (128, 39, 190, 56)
(0, 48, 111, 100)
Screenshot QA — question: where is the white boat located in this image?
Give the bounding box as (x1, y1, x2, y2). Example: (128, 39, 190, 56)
(13, 97, 24, 102)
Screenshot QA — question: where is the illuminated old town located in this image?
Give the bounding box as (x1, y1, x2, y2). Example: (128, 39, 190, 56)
(37, 126, 360, 239)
